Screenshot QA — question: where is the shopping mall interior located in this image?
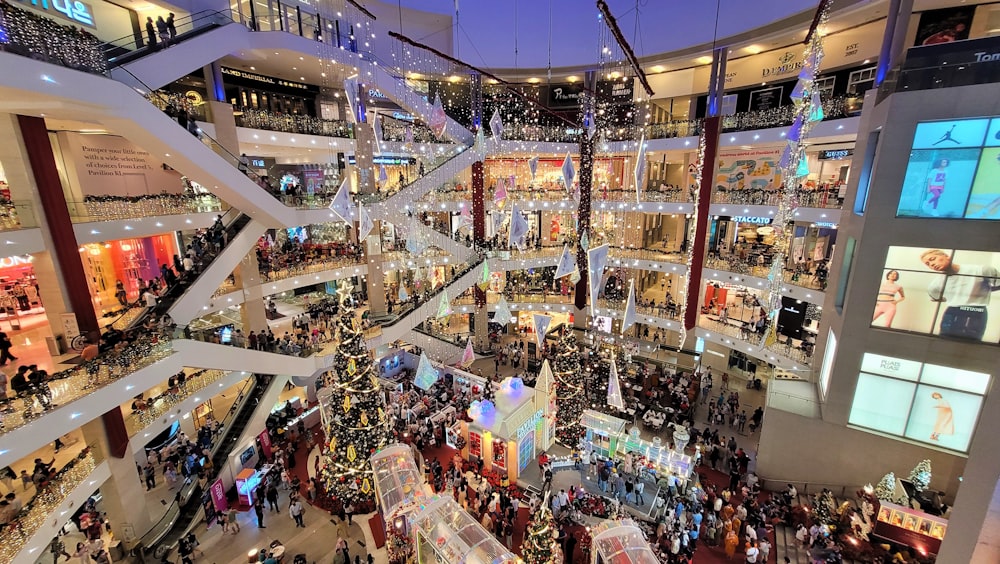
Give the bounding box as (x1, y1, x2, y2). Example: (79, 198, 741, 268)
(0, 0, 997, 562)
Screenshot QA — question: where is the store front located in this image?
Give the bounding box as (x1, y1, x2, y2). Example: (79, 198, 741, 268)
(13, 0, 150, 44)
(0, 254, 43, 329)
(79, 235, 179, 314)
(485, 156, 627, 195)
(221, 67, 320, 116)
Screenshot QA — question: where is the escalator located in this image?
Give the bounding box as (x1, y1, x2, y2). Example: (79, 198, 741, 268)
(142, 373, 278, 557)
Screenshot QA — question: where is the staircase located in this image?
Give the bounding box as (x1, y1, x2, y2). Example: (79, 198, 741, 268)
(771, 494, 863, 564)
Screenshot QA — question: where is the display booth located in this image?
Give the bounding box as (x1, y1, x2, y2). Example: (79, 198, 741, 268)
(370, 444, 434, 564)
(874, 501, 947, 556)
(410, 497, 519, 564)
(590, 519, 661, 564)
(581, 410, 628, 459)
(621, 426, 694, 483)
(461, 376, 555, 482)
(235, 463, 273, 509)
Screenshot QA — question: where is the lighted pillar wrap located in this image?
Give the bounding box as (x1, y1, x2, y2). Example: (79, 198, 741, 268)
(573, 135, 594, 311)
(472, 161, 486, 308)
(16, 116, 99, 340)
(683, 116, 720, 332)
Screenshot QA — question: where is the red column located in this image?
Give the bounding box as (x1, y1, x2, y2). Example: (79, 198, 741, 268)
(472, 160, 486, 307)
(574, 137, 594, 311)
(16, 116, 100, 339)
(684, 116, 721, 332)
(18, 116, 129, 457)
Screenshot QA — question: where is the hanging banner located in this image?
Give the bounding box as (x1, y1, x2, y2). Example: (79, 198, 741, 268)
(553, 244, 576, 279)
(328, 178, 355, 223)
(561, 153, 576, 192)
(357, 203, 374, 241)
(621, 279, 637, 335)
(477, 261, 491, 291)
(460, 338, 475, 368)
(436, 289, 452, 318)
(587, 244, 610, 311)
(414, 352, 441, 391)
(493, 296, 514, 326)
(607, 358, 625, 409)
(508, 204, 529, 250)
(490, 109, 504, 141)
(429, 93, 448, 138)
(494, 177, 508, 207)
(528, 156, 539, 180)
(533, 314, 552, 349)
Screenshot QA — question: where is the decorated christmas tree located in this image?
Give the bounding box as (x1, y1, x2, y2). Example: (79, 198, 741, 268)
(874, 472, 896, 502)
(318, 284, 390, 508)
(907, 459, 932, 493)
(812, 489, 838, 528)
(552, 326, 585, 445)
(521, 504, 561, 564)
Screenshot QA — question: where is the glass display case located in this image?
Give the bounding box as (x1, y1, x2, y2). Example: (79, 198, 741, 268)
(370, 444, 430, 517)
(581, 409, 628, 458)
(590, 519, 660, 564)
(410, 497, 519, 564)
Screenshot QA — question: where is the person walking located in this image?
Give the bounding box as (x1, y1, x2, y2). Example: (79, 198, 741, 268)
(253, 496, 266, 528)
(166, 13, 177, 42)
(289, 499, 305, 527)
(0, 331, 17, 366)
(226, 505, 240, 534)
(634, 478, 645, 506)
(155, 16, 169, 46)
(49, 536, 71, 563)
(144, 17, 157, 49)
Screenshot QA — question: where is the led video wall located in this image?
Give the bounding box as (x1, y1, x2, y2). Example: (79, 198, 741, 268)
(871, 246, 1000, 343)
(848, 352, 990, 452)
(896, 117, 1000, 220)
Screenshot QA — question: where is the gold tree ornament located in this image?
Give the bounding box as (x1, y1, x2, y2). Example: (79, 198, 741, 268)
(347, 358, 358, 375)
(343, 395, 352, 413)
(360, 411, 370, 426)
(347, 444, 358, 462)
(361, 477, 372, 494)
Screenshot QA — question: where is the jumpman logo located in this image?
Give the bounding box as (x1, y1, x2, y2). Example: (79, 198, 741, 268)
(933, 125, 960, 145)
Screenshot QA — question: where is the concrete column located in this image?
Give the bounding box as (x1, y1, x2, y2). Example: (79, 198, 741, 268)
(354, 120, 376, 195)
(237, 251, 268, 334)
(205, 100, 240, 163)
(365, 221, 387, 317)
(81, 418, 154, 545)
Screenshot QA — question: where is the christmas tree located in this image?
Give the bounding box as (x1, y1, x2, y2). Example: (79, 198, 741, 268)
(812, 489, 838, 528)
(521, 504, 561, 564)
(907, 459, 932, 493)
(874, 472, 896, 502)
(318, 284, 391, 508)
(552, 326, 585, 445)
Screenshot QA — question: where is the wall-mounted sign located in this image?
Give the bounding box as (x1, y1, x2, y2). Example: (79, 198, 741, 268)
(546, 83, 585, 108)
(732, 216, 772, 225)
(0, 255, 33, 268)
(812, 222, 838, 228)
(516, 409, 545, 440)
(761, 51, 804, 79)
(818, 149, 854, 160)
(346, 155, 417, 166)
(16, 0, 95, 27)
(221, 67, 317, 92)
(390, 111, 414, 121)
(748, 85, 784, 112)
(368, 89, 387, 99)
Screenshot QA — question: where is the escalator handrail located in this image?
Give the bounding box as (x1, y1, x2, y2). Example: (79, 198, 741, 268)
(99, 10, 237, 61)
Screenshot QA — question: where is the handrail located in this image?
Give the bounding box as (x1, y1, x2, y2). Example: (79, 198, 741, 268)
(101, 10, 237, 67)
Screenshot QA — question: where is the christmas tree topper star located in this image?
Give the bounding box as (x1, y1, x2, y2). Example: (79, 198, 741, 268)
(336, 281, 355, 305)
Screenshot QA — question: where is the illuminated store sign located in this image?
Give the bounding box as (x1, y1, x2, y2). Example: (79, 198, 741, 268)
(818, 149, 854, 160)
(516, 409, 545, 440)
(0, 255, 33, 268)
(732, 216, 772, 225)
(17, 0, 94, 27)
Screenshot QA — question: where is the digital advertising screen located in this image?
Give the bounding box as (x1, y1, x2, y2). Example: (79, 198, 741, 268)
(896, 117, 1000, 220)
(848, 353, 990, 453)
(871, 246, 1000, 343)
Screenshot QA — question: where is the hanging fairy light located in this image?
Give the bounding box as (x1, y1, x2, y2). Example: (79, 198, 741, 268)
(677, 131, 708, 348)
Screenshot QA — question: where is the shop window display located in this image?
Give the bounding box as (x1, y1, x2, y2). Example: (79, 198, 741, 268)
(871, 246, 1000, 343)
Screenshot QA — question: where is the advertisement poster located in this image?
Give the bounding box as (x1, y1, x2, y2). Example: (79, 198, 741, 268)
(257, 430, 273, 459)
(748, 86, 784, 112)
(849, 353, 989, 452)
(896, 117, 1000, 219)
(871, 246, 1000, 343)
(492, 439, 507, 469)
(302, 169, 324, 195)
(210, 478, 228, 513)
(469, 432, 482, 458)
(913, 6, 974, 46)
(715, 147, 783, 192)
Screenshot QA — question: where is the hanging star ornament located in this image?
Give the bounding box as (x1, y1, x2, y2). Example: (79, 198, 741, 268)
(336, 281, 355, 305)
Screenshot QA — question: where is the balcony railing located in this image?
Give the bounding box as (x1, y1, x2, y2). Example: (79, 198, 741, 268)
(234, 107, 354, 138)
(704, 255, 828, 292)
(711, 187, 844, 209)
(0, 2, 108, 75)
(699, 316, 814, 366)
(0, 334, 174, 438)
(0, 448, 100, 563)
(66, 193, 225, 223)
(125, 369, 231, 437)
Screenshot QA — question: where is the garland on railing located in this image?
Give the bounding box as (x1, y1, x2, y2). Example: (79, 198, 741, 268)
(0, 1, 107, 74)
(235, 107, 354, 138)
(760, 4, 831, 352)
(0, 449, 97, 563)
(77, 192, 223, 220)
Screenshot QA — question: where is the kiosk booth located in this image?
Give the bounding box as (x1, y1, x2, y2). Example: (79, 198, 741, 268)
(460, 376, 555, 482)
(581, 410, 628, 458)
(371, 444, 434, 564)
(590, 519, 660, 564)
(621, 426, 694, 483)
(410, 497, 520, 564)
(235, 464, 273, 509)
(873, 501, 947, 556)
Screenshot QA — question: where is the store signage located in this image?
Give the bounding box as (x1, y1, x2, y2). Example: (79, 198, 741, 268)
(221, 67, 313, 92)
(368, 89, 387, 99)
(0, 255, 33, 268)
(818, 149, 854, 160)
(516, 409, 544, 440)
(16, 0, 95, 27)
(210, 479, 228, 512)
(391, 111, 414, 121)
(761, 51, 804, 78)
(860, 353, 922, 381)
(732, 216, 772, 225)
(547, 83, 585, 108)
(250, 158, 266, 168)
(813, 222, 838, 228)
(346, 155, 417, 165)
